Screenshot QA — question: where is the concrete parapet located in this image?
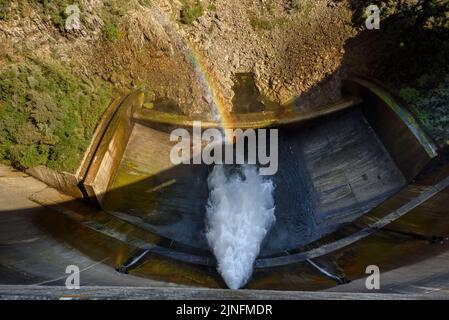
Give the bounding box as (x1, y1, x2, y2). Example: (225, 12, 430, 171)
(26, 166, 83, 198)
(134, 97, 362, 130)
(81, 91, 144, 207)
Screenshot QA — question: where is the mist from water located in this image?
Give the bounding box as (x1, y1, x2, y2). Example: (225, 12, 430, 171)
(205, 165, 276, 289)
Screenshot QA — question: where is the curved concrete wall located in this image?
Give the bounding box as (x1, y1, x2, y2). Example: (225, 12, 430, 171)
(97, 106, 407, 260)
(81, 91, 144, 206)
(90, 80, 434, 259)
(24, 95, 127, 199)
(3, 81, 446, 292)
(134, 97, 362, 130)
(343, 78, 438, 182)
(76, 94, 128, 180)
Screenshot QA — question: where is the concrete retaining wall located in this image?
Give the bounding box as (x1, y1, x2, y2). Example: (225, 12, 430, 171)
(81, 91, 144, 206)
(25, 95, 127, 199)
(76, 94, 128, 181)
(26, 166, 83, 198)
(343, 78, 438, 182)
(134, 97, 362, 130)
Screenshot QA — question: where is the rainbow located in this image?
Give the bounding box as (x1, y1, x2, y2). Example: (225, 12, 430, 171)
(154, 6, 235, 140)
(182, 42, 234, 128)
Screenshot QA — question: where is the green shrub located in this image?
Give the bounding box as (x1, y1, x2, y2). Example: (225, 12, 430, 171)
(286, 0, 313, 16)
(0, 0, 11, 20)
(265, 0, 274, 15)
(100, 0, 134, 41)
(138, 0, 152, 6)
(399, 87, 420, 104)
(35, 0, 72, 30)
(207, 3, 217, 12)
(409, 77, 449, 147)
(0, 60, 111, 172)
(103, 20, 119, 41)
(250, 16, 273, 31)
(289, 0, 301, 10)
(180, 1, 204, 24)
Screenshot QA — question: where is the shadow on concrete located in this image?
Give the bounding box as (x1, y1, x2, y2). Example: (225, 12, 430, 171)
(1, 1, 449, 290)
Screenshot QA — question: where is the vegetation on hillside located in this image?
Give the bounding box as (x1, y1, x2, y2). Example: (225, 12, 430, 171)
(400, 77, 449, 147)
(0, 60, 111, 172)
(180, 0, 204, 24)
(349, 0, 449, 146)
(0, 0, 144, 42)
(0, 1, 149, 172)
(249, 15, 274, 31)
(0, 0, 447, 176)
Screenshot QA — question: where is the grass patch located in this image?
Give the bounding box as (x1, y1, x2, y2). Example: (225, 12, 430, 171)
(265, 0, 274, 15)
(207, 3, 217, 12)
(9, 0, 131, 37)
(101, 1, 132, 42)
(250, 14, 290, 32)
(138, 0, 152, 6)
(35, 0, 73, 30)
(0, 60, 112, 172)
(286, 0, 313, 16)
(103, 20, 119, 42)
(399, 87, 420, 104)
(250, 16, 274, 31)
(180, 0, 204, 24)
(0, 0, 12, 20)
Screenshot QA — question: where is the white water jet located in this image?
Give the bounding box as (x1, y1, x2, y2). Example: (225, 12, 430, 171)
(205, 165, 276, 289)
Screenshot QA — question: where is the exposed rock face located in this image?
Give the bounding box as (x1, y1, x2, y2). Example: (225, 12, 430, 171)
(96, 6, 213, 116)
(0, 0, 360, 117)
(179, 0, 358, 110)
(126, 10, 174, 57)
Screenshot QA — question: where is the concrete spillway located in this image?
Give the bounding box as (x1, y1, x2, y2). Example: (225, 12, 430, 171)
(1, 79, 449, 296)
(101, 108, 406, 257)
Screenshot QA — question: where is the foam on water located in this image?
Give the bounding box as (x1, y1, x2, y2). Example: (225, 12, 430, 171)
(205, 165, 276, 289)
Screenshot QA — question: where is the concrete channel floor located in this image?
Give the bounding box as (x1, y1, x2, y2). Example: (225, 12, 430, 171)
(326, 249, 449, 297)
(1, 165, 449, 299)
(0, 165, 181, 288)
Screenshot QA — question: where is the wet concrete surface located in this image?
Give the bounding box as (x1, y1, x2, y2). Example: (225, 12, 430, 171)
(0, 178, 179, 288)
(1, 160, 449, 292)
(1, 89, 447, 292)
(102, 109, 405, 256)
